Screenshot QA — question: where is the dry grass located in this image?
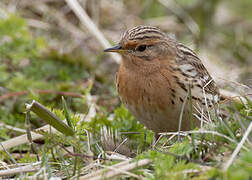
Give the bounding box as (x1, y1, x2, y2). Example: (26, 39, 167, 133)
(0, 0, 251, 179)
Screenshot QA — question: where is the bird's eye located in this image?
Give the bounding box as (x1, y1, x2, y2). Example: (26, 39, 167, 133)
(136, 45, 146, 52)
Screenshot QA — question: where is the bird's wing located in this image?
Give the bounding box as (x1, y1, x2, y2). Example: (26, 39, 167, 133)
(175, 43, 219, 97)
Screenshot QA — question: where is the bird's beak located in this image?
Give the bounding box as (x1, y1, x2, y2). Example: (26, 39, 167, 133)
(104, 45, 125, 53)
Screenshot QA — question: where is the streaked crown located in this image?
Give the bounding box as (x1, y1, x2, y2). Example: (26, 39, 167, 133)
(121, 25, 166, 42)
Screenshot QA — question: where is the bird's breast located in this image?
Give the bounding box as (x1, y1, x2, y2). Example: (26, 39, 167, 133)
(116, 65, 189, 132)
(117, 66, 168, 111)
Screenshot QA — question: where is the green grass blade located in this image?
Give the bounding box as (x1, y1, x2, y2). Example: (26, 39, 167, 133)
(62, 96, 73, 129)
(26, 100, 74, 136)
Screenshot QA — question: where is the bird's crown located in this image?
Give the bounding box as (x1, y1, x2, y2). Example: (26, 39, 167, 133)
(121, 25, 166, 43)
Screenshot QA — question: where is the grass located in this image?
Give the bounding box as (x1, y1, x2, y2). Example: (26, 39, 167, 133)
(0, 4, 252, 179)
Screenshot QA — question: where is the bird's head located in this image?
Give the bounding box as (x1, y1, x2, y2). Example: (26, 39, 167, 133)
(104, 25, 176, 71)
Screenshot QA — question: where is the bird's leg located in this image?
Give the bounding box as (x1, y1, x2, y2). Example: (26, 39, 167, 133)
(151, 133, 160, 148)
(155, 133, 160, 142)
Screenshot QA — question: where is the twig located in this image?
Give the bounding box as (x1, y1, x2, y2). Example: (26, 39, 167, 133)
(65, 0, 121, 64)
(0, 124, 57, 152)
(0, 123, 26, 133)
(114, 138, 128, 153)
(79, 159, 151, 180)
(0, 162, 41, 176)
(98, 164, 140, 179)
(61, 145, 107, 160)
(223, 121, 252, 171)
(219, 89, 251, 104)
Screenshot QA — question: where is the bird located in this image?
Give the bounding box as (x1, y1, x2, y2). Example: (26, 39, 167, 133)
(104, 25, 220, 134)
